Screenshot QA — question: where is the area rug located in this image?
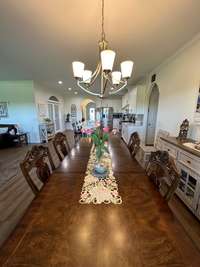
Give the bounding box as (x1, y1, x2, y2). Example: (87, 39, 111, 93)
(79, 147, 122, 204)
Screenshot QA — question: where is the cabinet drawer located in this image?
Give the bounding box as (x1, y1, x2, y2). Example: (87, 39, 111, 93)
(178, 152, 200, 174)
(162, 142, 177, 158)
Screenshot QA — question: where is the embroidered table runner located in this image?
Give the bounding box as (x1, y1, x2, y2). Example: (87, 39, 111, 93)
(79, 147, 122, 204)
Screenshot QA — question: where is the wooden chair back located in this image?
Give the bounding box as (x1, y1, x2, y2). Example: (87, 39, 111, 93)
(128, 132, 140, 157)
(53, 132, 69, 161)
(20, 145, 53, 195)
(47, 140, 61, 169)
(146, 150, 180, 201)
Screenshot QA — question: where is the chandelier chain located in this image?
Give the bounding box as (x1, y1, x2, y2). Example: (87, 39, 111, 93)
(101, 0, 105, 41)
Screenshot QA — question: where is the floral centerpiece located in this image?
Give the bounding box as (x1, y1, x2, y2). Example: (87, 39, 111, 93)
(91, 127, 109, 176)
(91, 127, 109, 161)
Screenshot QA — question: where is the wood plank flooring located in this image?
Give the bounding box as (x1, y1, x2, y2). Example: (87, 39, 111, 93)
(0, 135, 200, 267)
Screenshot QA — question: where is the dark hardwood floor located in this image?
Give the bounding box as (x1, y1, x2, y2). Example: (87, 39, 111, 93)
(0, 135, 200, 267)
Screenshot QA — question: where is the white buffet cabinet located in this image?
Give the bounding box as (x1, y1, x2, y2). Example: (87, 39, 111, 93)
(160, 137, 200, 220)
(121, 122, 145, 144)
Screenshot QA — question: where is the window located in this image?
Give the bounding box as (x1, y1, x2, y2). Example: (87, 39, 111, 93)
(89, 108, 95, 121)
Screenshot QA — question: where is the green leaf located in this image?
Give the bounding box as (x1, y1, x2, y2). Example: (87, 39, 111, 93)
(103, 146, 109, 154)
(102, 133, 108, 142)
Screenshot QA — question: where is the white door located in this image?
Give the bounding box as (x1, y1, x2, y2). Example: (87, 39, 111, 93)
(48, 102, 61, 131)
(54, 104, 60, 131)
(146, 85, 159, 145)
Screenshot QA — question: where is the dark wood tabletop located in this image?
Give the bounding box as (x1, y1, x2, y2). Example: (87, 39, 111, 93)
(0, 135, 200, 267)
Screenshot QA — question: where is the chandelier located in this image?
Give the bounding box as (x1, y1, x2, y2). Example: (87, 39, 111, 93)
(72, 0, 134, 98)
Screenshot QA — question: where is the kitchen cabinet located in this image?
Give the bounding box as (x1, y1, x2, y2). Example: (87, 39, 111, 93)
(176, 163, 200, 211)
(122, 93, 129, 109)
(128, 89, 137, 113)
(122, 85, 146, 114)
(160, 137, 200, 220)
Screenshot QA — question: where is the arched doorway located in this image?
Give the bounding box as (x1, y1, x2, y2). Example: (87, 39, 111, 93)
(81, 99, 95, 121)
(146, 83, 159, 145)
(48, 96, 61, 131)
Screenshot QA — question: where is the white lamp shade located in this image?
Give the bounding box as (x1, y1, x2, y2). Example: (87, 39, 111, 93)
(101, 50, 116, 71)
(121, 60, 134, 78)
(112, 71, 121, 85)
(72, 61, 85, 78)
(82, 70, 92, 83)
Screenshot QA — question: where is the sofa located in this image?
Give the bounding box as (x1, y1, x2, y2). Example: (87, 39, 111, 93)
(0, 124, 18, 148)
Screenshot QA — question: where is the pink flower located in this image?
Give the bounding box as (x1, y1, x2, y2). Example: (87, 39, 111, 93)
(103, 127, 109, 133)
(86, 129, 93, 135)
(96, 121, 101, 127)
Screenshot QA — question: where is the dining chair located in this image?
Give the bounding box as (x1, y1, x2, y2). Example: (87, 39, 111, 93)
(146, 150, 180, 202)
(47, 139, 61, 169)
(127, 131, 141, 157)
(135, 129, 170, 169)
(53, 132, 70, 161)
(20, 145, 53, 195)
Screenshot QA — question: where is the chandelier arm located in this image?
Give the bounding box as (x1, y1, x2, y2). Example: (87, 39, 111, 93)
(102, 76, 108, 96)
(77, 80, 102, 97)
(109, 80, 128, 95)
(103, 72, 118, 90)
(78, 62, 101, 87)
(101, 68, 104, 95)
(89, 62, 102, 86)
(91, 61, 101, 79)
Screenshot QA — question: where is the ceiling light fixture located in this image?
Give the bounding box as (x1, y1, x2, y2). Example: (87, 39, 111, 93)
(74, 91, 78, 95)
(72, 0, 134, 98)
(58, 81, 63, 84)
(68, 87, 72, 91)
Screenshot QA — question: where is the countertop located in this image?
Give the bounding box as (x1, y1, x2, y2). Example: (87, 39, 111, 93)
(161, 136, 200, 158)
(121, 121, 143, 126)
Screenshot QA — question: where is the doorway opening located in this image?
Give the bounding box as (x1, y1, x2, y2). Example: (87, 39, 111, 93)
(146, 83, 159, 145)
(81, 99, 96, 128)
(86, 102, 96, 122)
(89, 107, 95, 121)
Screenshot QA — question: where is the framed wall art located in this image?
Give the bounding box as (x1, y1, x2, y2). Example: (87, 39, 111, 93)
(0, 102, 8, 118)
(194, 87, 200, 122)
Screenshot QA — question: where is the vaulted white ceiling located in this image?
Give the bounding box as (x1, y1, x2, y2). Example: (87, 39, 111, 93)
(0, 0, 200, 94)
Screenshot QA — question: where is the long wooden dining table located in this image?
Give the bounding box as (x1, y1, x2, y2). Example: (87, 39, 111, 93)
(0, 135, 200, 267)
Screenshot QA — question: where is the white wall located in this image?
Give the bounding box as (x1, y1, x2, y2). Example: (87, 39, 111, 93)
(146, 34, 200, 138)
(0, 81, 39, 143)
(34, 83, 65, 131)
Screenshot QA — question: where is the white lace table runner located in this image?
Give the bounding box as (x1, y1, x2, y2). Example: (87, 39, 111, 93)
(79, 147, 122, 205)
